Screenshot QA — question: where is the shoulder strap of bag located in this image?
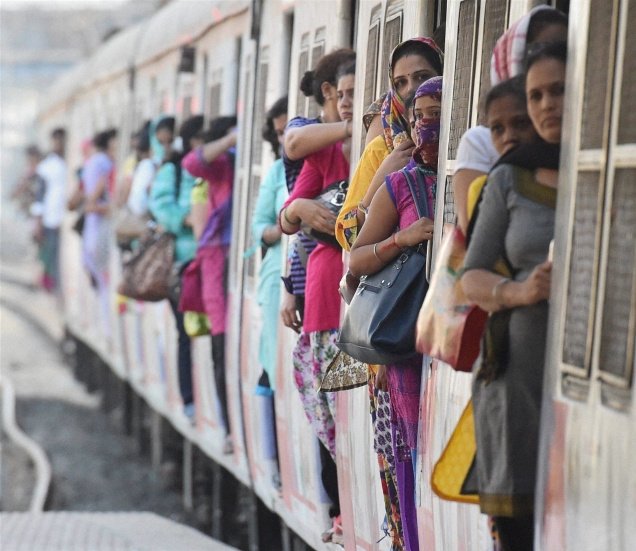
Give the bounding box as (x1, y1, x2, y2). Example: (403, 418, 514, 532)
(401, 168, 430, 220)
(513, 167, 557, 209)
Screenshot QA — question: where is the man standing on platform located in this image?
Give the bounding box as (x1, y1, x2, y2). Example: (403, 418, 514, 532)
(31, 127, 67, 293)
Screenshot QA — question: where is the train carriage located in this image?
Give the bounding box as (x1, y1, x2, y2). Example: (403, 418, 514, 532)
(34, 0, 635, 549)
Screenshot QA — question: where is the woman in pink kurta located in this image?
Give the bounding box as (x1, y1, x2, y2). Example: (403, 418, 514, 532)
(279, 62, 355, 460)
(181, 116, 237, 449)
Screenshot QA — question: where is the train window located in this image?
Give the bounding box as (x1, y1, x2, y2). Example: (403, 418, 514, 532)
(580, 0, 618, 150)
(617, 0, 636, 145)
(597, 168, 636, 388)
(560, 0, 620, 398)
(253, 53, 269, 164)
(435, 0, 448, 28)
(595, 0, 636, 401)
(379, 11, 403, 90)
(183, 96, 192, 118)
(209, 83, 221, 119)
(296, 33, 310, 117)
(307, 29, 326, 119)
(246, 175, 261, 278)
(561, 170, 600, 376)
(363, 21, 380, 116)
(447, 0, 477, 160)
(208, 68, 223, 119)
(150, 76, 157, 114)
(477, 0, 509, 115)
(442, 175, 455, 224)
(242, 54, 253, 163)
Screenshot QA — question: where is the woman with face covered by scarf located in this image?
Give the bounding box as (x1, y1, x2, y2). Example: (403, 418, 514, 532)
(349, 76, 443, 551)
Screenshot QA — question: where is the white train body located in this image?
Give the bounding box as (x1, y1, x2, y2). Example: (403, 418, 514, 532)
(37, 0, 635, 549)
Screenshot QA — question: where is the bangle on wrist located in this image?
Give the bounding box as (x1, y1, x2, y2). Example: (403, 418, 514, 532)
(358, 202, 369, 216)
(373, 243, 381, 262)
(283, 207, 299, 226)
(492, 277, 511, 307)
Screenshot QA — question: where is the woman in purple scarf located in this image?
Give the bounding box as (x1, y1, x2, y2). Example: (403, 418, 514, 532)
(349, 76, 443, 551)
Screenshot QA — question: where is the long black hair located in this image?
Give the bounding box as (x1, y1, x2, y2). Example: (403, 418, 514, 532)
(262, 96, 288, 158)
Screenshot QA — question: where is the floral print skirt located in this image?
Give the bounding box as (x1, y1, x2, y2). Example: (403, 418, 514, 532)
(292, 330, 338, 458)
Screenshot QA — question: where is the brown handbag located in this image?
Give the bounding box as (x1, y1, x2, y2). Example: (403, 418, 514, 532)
(118, 227, 175, 302)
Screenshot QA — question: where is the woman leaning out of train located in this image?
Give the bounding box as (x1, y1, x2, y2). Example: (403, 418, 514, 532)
(279, 48, 356, 336)
(182, 115, 237, 454)
(126, 122, 155, 219)
(279, 59, 355, 543)
(335, 36, 443, 550)
(453, 5, 567, 232)
(251, 96, 289, 487)
(149, 114, 204, 419)
(460, 41, 567, 551)
(349, 76, 443, 551)
(82, 127, 118, 340)
(278, 48, 354, 539)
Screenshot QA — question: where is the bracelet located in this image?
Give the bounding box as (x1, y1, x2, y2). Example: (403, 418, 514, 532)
(373, 243, 381, 261)
(282, 207, 300, 226)
(492, 277, 511, 307)
(358, 202, 369, 216)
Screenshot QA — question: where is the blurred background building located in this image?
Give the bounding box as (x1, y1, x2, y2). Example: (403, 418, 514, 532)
(0, 0, 166, 193)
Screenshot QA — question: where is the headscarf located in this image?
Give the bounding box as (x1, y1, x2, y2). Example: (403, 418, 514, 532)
(387, 77, 443, 219)
(490, 5, 554, 85)
(362, 93, 387, 132)
(382, 37, 444, 151)
(412, 76, 443, 169)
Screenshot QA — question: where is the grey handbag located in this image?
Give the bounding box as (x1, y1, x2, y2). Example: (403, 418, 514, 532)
(336, 170, 429, 365)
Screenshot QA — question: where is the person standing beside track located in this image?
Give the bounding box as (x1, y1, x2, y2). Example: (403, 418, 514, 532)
(31, 128, 67, 293)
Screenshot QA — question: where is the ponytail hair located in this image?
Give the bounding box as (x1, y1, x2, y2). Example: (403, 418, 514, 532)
(299, 48, 356, 105)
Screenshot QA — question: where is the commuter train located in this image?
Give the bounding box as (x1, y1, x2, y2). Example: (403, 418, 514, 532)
(36, 0, 635, 549)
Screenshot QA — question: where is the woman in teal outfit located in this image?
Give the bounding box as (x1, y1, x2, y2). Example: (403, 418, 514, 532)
(149, 114, 204, 415)
(252, 96, 288, 389)
(251, 97, 288, 474)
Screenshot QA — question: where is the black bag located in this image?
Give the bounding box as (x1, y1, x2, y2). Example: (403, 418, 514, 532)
(300, 179, 348, 249)
(336, 170, 429, 365)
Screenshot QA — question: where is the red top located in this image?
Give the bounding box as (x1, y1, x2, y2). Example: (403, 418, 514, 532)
(282, 142, 349, 332)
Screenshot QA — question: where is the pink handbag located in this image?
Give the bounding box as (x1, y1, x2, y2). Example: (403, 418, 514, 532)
(178, 256, 206, 313)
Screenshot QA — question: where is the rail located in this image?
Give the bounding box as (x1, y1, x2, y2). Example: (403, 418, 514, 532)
(1, 377, 52, 512)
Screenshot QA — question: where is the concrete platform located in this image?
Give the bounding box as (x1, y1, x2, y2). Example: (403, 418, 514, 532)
(0, 512, 237, 551)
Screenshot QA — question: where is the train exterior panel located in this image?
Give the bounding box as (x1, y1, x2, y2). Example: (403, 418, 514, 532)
(35, 0, 636, 549)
